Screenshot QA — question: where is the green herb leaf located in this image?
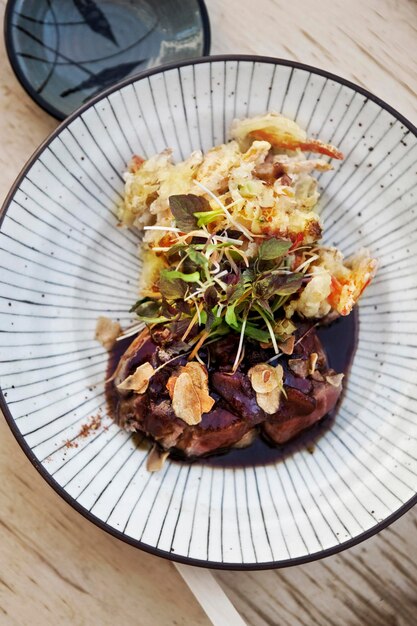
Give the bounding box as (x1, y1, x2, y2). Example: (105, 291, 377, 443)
(188, 248, 208, 267)
(273, 273, 304, 295)
(253, 276, 273, 299)
(165, 242, 187, 257)
(161, 269, 200, 283)
(209, 321, 231, 337)
(129, 297, 151, 314)
(242, 268, 255, 284)
(159, 279, 186, 300)
(169, 194, 211, 232)
(204, 309, 216, 332)
(227, 280, 246, 304)
(133, 299, 169, 324)
(225, 303, 240, 330)
(159, 269, 198, 300)
(194, 208, 224, 227)
(255, 299, 274, 320)
(243, 324, 271, 342)
(258, 237, 292, 261)
(255, 272, 303, 299)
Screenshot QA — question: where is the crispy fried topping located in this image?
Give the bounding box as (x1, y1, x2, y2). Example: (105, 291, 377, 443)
(309, 352, 318, 375)
(116, 362, 154, 394)
(172, 372, 202, 425)
(146, 445, 170, 472)
(325, 373, 344, 387)
(288, 358, 309, 378)
(249, 363, 283, 413)
(95, 316, 121, 350)
(278, 335, 295, 355)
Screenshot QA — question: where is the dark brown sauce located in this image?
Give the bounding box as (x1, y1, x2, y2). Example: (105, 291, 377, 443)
(201, 309, 358, 467)
(106, 309, 359, 468)
(106, 335, 137, 412)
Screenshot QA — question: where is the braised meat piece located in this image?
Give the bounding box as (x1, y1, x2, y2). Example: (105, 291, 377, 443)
(262, 381, 341, 445)
(108, 320, 343, 459)
(211, 371, 265, 424)
(174, 408, 250, 458)
(261, 325, 342, 444)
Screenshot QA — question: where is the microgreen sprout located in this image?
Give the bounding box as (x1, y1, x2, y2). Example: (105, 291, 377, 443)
(128, 191, 325, 367)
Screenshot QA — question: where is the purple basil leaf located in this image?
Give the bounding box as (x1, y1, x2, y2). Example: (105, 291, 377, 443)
(258, 237, 292, 261)
(169, 194, 211, 232)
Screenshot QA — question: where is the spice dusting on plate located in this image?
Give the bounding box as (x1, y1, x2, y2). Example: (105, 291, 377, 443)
(78, 413, 102, 437)
(62, 413, 104, 450)
(64, 439, 79, 449)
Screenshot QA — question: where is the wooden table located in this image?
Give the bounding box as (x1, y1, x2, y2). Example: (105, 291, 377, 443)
(1, 0, 416, 623)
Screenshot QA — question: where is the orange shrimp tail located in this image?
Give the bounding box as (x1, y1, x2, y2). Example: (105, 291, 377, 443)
(249, 130, 343, 160)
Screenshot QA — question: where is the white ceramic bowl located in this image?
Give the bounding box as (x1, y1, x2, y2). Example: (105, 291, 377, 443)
(1, 56, 417, 570)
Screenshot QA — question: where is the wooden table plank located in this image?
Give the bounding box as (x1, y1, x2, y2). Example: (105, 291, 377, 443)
(1, 0, 416, 623)
(217, 514, 417, 625)
(206, 0, 417, 124)
(0, 420, 211, 625)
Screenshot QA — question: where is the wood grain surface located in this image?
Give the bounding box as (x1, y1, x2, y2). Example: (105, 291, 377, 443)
(0, 0, 416, 624)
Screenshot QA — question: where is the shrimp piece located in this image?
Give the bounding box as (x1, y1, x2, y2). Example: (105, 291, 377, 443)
(326, 249, 378, 315)
(249, 131, 344, 160)
(284, 159, 333, 174)
(231, 112, 343, 159)
(129, 154, 145, 173)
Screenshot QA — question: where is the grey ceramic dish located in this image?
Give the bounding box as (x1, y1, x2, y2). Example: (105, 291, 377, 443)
(4, 0, 210, 119)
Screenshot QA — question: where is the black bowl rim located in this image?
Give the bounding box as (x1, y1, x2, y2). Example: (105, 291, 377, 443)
(1, 54, 416, 571)
(3, 0, 212, 120)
